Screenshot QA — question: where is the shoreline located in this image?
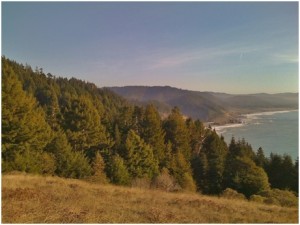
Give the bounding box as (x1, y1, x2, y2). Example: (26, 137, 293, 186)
(212, 109, 298, 134)
(243, 109, 298, 118)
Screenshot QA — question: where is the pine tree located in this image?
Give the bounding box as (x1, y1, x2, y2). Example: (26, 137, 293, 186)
(163, 107, 192, 160)
(108, 154, 131, 185)
(124, 130, 159, 179)
(45, 130, 92, 178)
(201, 130, 228, 194)
(2, 63, 52, 172)
(61, 95, 111, 155)
(169, 151, 196, 191)
(141, 104, 166, 167)
(255, 147, 267, 168)
(89, 152, 108, 183)
(192, 151, 209, 192)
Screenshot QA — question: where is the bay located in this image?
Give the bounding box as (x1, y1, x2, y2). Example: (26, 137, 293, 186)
(214, 110, 299, 160)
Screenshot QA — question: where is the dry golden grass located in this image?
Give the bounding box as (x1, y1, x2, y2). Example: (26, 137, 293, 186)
(2, 173, 298, 223)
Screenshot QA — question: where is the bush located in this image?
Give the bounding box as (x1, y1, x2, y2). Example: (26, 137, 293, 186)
(259, 189, 298, 207)
(221, 188, 246, 200)
(151, 168, 181, 192)
(181, 173, 197, 192)
(9, 150, 56, 175)
(249, 194, 266, 203)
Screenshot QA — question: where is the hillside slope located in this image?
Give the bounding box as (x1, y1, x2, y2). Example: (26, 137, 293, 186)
(2, 173, 298, 223)
(109, 86, 298, 122)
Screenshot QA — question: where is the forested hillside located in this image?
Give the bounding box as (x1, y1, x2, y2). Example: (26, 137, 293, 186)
(2, 57, 298, 203)
(109, 86, 298, 123)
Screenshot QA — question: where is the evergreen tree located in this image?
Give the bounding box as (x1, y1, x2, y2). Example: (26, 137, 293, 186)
(291, 157, 298, 193)
(108, 154, 131, 185)
(45, 130, 92, 178)
(141, 104, 166, 167)
(192, 151, 209, 192)
(255, 147, 267, 168)
(186, 118, 206, 156)
(60, 95, 111, 155)
(2, 63, 52, 172)
(113, 124, 122, 152)
(266, 153, 297, 191)
(224, 138, 270, 197)
(163, 107, 192, 160)
(226, 156, 270, 198)
(200, 130, 228, 194)
(89, 152, 108, 183)
(124, 130, 159, 179)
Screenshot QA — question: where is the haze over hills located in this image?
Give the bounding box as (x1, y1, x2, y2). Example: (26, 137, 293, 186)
(109, 86, 298, 123)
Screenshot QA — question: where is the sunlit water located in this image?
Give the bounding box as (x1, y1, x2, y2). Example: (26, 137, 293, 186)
(214, 110, 298, 160)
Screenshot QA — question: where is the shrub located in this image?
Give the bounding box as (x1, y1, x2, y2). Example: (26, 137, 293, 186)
(181, 173, 197, 192)
(221, 188, 246, 200)
(11, 150, 56, 175)
(249, 194, 266, 203)
(259, 189, 298, 207)
(151, 168, 180, 192)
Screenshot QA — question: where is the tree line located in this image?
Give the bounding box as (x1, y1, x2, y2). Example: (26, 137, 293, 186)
(2, 57, 298, 200)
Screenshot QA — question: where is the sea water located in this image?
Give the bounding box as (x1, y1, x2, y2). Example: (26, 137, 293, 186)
(214, 110, 299, 160)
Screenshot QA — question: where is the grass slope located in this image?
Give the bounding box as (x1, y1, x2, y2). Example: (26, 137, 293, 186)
(2, 173, 298, 223)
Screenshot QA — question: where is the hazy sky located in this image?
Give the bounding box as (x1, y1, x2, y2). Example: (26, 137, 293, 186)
(2, 2, 299, 94)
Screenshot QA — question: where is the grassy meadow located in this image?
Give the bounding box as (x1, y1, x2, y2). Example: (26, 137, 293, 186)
(2, 173, 298, 223)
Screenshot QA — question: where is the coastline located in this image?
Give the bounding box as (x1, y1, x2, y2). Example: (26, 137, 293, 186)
(212, 109, 298, 134)
(243, 109, 298, 118)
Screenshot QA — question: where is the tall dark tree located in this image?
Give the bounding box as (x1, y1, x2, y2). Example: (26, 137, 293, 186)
(224, 137, 270, 197)
(255, 147, 268, 168)
(163, 107, 192, 160)
(266, 153, 297, 191)
(141, 104, 166, 167)
(200, 130, 228, 194)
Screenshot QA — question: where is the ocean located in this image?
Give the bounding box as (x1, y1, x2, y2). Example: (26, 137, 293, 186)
(214, 110, 299, 160)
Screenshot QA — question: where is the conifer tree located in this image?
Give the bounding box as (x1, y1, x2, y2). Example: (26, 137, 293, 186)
(226, 156, 270, 198)
(45, 130, 92, 178)
(108, 154, 131, 185)
(169, 151, 196, 191)
(90, 152, 108, 183)
(163, 107, 192, 160)
(186, 118, 206, 155)
(61, 95, 111, 154)
(255, 147, 267, 168)
(2, 63, 52, 172)
(192, 151, 209, 192)
(201, 130, 228, 194)
(124, 130, 159, 179)
(141, 104, 166, 167)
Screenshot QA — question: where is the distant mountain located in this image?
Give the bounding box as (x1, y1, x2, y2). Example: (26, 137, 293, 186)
(109, 86, 298, 123)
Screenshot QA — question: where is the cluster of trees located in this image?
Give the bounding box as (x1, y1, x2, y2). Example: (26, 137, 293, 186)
(2, 57, 298, 199)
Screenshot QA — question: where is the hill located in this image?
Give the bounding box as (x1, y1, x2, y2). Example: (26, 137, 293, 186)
(2, 173, 298, 223)
(109, 86, 298, 123)
(2, 57, 298, 218)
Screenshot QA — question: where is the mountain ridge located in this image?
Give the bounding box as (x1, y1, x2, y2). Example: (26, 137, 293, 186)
(108, 86, 298, 123)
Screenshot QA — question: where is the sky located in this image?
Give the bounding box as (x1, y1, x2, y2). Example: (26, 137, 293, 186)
(2, 2, 299, 94)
